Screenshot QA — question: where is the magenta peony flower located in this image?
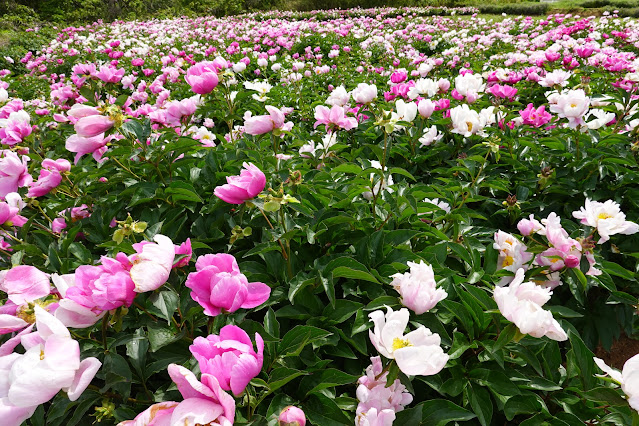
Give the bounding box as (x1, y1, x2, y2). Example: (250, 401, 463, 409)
(0, 120, 33, 146)
(214, 162, 265, 204)
(244, 105, 291, 136)
(185, 253, 271, 316)
(74, 115, 115, 138)
(185, 61, 219, 95)
(190, 325, 264, 396)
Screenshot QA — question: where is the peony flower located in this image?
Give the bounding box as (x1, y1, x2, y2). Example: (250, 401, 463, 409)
(418, 125, 443, 147)
(0, 201, 27, 227)
(314, 105, 358, 132)
(422, 198, 451, 214)
(594, 354, 639, 412)
(390, 261, 447, 314)
(355, 408, 396, 426)
(214, 162, 266, 204)
(362, 160, 393, 201)
(244, 106, 292, 136)
(279, 406, 306, 426)
(538, 69, 571, 87)
(185, 62, 219, 95)
(368, 307, 449, 376)
(326, 85, 350, 106)
(417, 98, 436, 118)
(519, 103, 552, 128)
(517, 214, 544, 236)
(65, 133, 109, 164)
(0, 306, 101, 425)
(129, 234, 176, 293)
(356, 356, 412, 417)
(493, 231, 533, 282)
(0, 150, 31, 200)
(0, 120, 32, 146)
(387, 99, 417, 132)
(190, 325, 264, 396)
(586, 109, 615, 130)
(118, 363, 235, 426)
(26, 168, 62, 198)
(352, 83, 377, 104)
(185, 253, 271, 316)
(493, 269, 567, 341)
(549, 89, 590, 129)
(0, 266, 50, 305)
(74, 115, 115, 138)
(449, 104, 486, 137)
(572, 199, 639, 243)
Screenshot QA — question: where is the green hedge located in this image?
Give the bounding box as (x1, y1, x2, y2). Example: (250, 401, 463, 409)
(477, 2, 549, 15)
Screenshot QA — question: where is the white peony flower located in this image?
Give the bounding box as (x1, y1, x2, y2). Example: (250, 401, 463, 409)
(572, 199, 639, 243)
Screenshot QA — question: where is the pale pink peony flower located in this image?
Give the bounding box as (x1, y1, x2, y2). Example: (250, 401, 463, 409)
(493, 269, 567, 341)
(356, 356, 412, 417)
(314, 105, 358, 132)
(594, 354, 639, 412)
(368, 307, 449, 376)
(356, 408, 396, 426)
(390, 261, 447, 314)
(185, 253, 271, 316)
(572, 199, 639, 243)
(279, 406, 306, 426)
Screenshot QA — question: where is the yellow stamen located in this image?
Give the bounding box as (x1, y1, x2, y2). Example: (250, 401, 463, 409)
(597, 213, 613, 220)
(502, 255, 514, 267)
(392, 337, 412, 351)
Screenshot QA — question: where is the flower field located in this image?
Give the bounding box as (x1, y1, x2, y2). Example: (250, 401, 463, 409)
(3, 6, 639, 425)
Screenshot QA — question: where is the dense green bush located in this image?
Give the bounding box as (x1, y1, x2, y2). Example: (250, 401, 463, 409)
(477, 2, 549, 15)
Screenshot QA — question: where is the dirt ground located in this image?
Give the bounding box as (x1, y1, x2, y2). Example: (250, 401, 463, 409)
(594, 334, 639, 369)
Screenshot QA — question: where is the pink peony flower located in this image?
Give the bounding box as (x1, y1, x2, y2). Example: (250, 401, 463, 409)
(65, 133, 109, 164)
(26, 168, 62, 197)
(519, 103, 552, 128)
(314, 105, 358, 131)
(244, 106, 292, 136)
(0, 265, 50, 305)
(174, 238, 192, 268)
(0, 201, 27, 227)
(74, 115, 115, 138)
(0, 120, 33, 146)
(190, 325, 264, 396)
(214, 162, 265, 204)
(94, 65, 125, 83)
(0, 150, 32, 200)
(279, 406, 306, 426)
(356, 356, 412, 418)
(185, 253, 271, 316)
(185, 62, 219, 95)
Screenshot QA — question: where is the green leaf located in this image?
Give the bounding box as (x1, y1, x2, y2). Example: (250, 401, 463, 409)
(469, 384, 493, 426)
(582, 387, 628, 406)
(302, 368, 360, 396)
(303, 393, 352, 426)
(504, 394, 543, 421)
(268, 367, 308, 392)
(278, 326, 332, 357)
(148, 290, 179, 324)
(395, 399, 476, 425)
(332, 266, 380, 283)
(166, 181, 203, 203)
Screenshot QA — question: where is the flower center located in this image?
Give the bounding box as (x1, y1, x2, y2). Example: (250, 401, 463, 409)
(466, 121, 473, 132)
(502, 255, 515, 267)
(597, 212, 613, 220)
(392, 337, 412, 351)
